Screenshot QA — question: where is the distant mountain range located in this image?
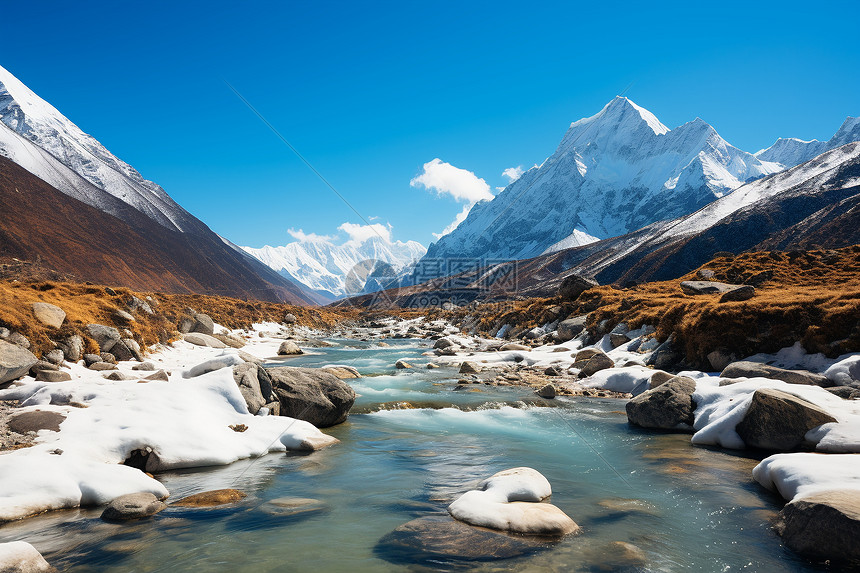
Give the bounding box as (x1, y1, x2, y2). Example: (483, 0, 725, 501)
(422, 97, 859, 266)
(241, 236, 426, 299)
(338, 141, 860, 308)
(0, 64, 321, 304)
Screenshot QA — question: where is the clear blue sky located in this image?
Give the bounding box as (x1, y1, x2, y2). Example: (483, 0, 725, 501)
(3, 0, 858, 248)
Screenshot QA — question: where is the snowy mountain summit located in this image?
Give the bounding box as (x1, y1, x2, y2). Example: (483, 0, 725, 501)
(242, 235, 426, 299)
(424, 96, 784, 262)
(0, 64, 200, 233)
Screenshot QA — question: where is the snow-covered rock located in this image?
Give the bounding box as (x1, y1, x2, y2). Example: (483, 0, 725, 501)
(0, 541, 54, 572)
(448, 467, 579, 536)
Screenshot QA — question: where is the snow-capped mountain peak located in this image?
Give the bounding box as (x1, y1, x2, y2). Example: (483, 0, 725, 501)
(0, 64, 200, 233)
(242, 235, 427, 298)
(424, 97, 782, 264)
(755, 115, 860, 169)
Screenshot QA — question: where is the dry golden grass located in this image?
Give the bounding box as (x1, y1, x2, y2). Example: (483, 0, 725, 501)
(0, 280, 359, 359)
(436, 246, 860, 369)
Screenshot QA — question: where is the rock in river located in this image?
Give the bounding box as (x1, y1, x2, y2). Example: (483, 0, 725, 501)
(448, 467, 580, 536)
(775, 490, 860, 565)
(735, 388, 836, 451)
(0, 541, 56, 572)
(626, 376, 697, 431)
(101, 492, 166, 521)
(267, 366, 356, 427)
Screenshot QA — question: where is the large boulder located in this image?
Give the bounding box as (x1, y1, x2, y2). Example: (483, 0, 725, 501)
(559, 275, 598, 301)
(267, 367, 356, 427)
(0, 340, 38, 385)
(101, 492, 166, 521)
(184, 333, 227, 348)
(277, 341, 303, 356)
(626, 376, 697, 430)
(232, 362, 275, 414)
(56, 335, 83, 362)
(735, 388, 837, 451)
(86, 324, 121, 353)
(447, 467, 580, 536)
(557, 315, 588, 341)
(190, 313, 215, 335)
(719, 285, 755, 302)
(775, 490, 860, 565)
(459, 361, 481, 374)
(0, 541, 56, 572)
(721, 361, 830, 387)
(578, 353, 615, 377)
(31, 302, 65, 329)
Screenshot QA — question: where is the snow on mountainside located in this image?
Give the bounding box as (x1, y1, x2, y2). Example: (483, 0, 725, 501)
(424, 96, 784, 264)
(0, 64, 200, 233)
(756, 116, 860, 168)
(242, 236, 426, 298)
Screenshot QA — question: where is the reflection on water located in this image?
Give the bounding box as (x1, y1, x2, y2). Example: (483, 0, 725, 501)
(0, 339, 824, 571)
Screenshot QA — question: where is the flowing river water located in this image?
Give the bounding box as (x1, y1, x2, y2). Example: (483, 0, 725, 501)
(0, 339, 827, 571)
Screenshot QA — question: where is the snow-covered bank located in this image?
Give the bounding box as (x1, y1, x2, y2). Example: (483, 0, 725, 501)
(753, 453, 860, 502)
(0, 327, 337, 522)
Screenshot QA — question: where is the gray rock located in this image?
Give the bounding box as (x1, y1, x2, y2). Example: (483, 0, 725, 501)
(697, 268, 716, 279)
(721, 361, 831, 387)
(544, 365, 562, 376)
(118, 338, 143, 362)
(826, 386, 860, 400)
(499, 343, 530, 351)
(88, 362, 117, 371)
(680, 280, 743, 295)
(578, 353, 615, 377)
(736, 388, 837, 451)
(434, 338, 454, 349)
(537, 384, 557, 399)
(144, 370, 169, 382)
(647, 335, 682, 371)
(35, 370, 72, 382)
(126, 295, 153, 315)
(29, 361, 58, 376)
(101, 492, 166, 521)
(459, 361, 480, 374)
(190, 313, 215, 335)
(775, 490, 860, 565)
(648, 370, 675, 389)
(609, 333, 630, 348)
(267, 366, 356, 427)
(557, 315, 588, 341)
(132, 362, 156, 371)
(719, 285, 755, 302)
(99, 352, 117, 364)
(178, 317, 194, 334)
(277, 341, 303, 356)
(184, 333, 227, 348)
(184, 355, 242, 378)
(113, 309, 135, 324)
(706, 349, 735, 372)
(849, 361, 860, 383)
(43, 349, 65, 365)
(8, 410, 66, 433)
(376, 514, 546, 562)
(103, 371, 133, 381)
(321, 366, 361, 379)
(283, 313, 297, 324)
(86, 324, 121, 353)
(395, 359, 413, 369)
(573, 348, 602, 362)
(559, 274, 599, 300)
(0, 340, 38, 384)
(233, 362, 273, 414)
(211, 333, 245, 348)
(6, 332, 31, 349)
(31, 302, 65, 329)
(56, 335, 83, 362)
(83, 353, 103, 366)
(626, 376, 697, 430)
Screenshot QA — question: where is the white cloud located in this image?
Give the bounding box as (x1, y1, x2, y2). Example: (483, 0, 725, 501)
(338, 221, 392, 245)
(287, 228, 335, 243)
(502, 166, 524, 183)
(432, 204, 473, 240)
(410, 158, 493, 203)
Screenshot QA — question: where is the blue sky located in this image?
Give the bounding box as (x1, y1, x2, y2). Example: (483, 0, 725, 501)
(4, 0, 858, 248)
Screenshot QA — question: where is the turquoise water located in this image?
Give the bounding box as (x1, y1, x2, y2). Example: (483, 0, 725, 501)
(0, 339, 827, 571)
